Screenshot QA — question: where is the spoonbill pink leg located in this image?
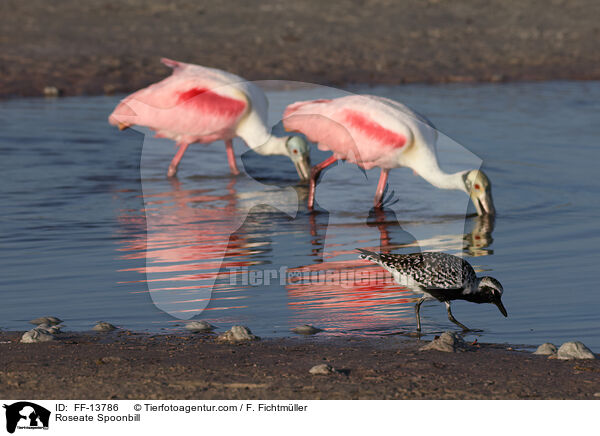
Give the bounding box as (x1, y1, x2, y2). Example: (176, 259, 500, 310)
(225, 139, 240, 175)
(374, 168, 389, 208)
(167, 142, 190, 177)
(308, 156, 337, 211)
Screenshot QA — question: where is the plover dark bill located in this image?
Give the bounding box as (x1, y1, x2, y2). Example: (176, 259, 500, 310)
(357, 248, 507, 331)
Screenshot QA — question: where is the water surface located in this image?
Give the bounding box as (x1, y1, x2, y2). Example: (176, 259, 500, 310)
(1, 81, 599, 350)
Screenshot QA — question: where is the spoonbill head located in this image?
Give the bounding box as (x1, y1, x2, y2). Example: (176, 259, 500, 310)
(463, 169, 495, 216)
(285, 135, 311, 180)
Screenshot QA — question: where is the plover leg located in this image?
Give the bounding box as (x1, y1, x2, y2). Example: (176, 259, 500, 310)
(445, 301, 469, 331)
(415, 297, 427, 331)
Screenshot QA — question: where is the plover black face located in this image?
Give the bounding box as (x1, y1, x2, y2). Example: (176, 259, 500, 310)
(357, 248, 507, 332)
(476, 276, 507, 317)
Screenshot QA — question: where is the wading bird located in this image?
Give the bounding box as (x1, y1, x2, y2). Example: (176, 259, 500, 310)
(283, 95, 495, 214)
(357, 248, 507, 331)
(109, 58, 310, 179)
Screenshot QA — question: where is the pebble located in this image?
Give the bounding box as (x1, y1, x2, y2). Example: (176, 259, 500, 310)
(490, 73, 506, 83)
(556, 341, 596, 360)
(29, 316, 63, 326)
(533, 343, 557, 355)
(291, 325, 323, 335)
(92, 322, 118, 332)
(103, 83, 117, 95)
(185, 321, 216, 333)
(21, 328, 56, 343)
(309, 364, 335, 375)
(43, 86, 60, 97)
(36, 323, 62, 334)
(98, 356, 123, 364)
(217, 325, 259, 343)
(419, 332, 466, 353)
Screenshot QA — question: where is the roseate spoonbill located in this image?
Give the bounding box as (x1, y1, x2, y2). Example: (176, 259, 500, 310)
(283, 95, 495, 215)
(357, 248, 507, 331)
(109, 58, 310, 179)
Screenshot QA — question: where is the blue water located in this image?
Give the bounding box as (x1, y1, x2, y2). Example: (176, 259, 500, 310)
(1, 81, 599, 351)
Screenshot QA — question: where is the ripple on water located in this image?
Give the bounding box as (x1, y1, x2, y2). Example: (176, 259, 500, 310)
(0, 83, 599, 351)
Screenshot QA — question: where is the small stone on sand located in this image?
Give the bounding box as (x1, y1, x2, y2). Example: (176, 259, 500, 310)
(533, 343, 557, 355)
(217, 325, 259, 343)
(43, 86, 60, 97)
(21, 328, 56, 343)
(98, 356, 123, 364)
(93, 322, 117, 332)
(103, 83, 117, 95)
(556, 341, 595, 360)
(29, 316, 62, 326)
(309, 364, 335, 375)
(419, 331, 466, 353)
(291, 325, 323, 335)
(185, 321, 215, 333)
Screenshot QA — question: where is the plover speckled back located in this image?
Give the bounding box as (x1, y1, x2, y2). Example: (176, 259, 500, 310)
(357, 248, 507, 331)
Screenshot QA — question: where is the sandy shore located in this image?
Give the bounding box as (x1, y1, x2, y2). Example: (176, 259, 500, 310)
(1, 0, 599, 98)
(1, 331, 598, 399)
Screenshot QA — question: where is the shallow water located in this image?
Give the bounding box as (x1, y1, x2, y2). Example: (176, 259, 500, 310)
(1, 81, 599, 351)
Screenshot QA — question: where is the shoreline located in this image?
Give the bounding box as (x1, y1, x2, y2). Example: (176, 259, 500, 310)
(2, 78, 599, 102)
(1, 331, 598, 399)
(2, 0, 600, 98)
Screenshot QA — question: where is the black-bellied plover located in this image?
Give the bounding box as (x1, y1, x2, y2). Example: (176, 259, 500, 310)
(357, 248, 507, 331)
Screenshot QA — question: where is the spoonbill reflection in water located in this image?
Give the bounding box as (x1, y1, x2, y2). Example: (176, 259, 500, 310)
(117, 176, 301, 319)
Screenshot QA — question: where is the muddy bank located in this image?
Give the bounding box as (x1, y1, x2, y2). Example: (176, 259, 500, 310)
(1, 332, 598, 399)
(1, 0, 599, 98)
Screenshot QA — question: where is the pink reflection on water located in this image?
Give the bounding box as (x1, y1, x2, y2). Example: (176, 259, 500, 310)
(116, 178, 255, 317)
(286, 211, 418, 333)
(285, 211, 495, 334)
(287, 207, 415, 332)
(287, 257, 417, 333)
